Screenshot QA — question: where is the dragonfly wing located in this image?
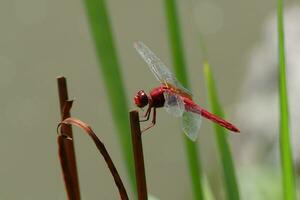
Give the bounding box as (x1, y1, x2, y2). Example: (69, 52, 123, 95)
(163, 91, 185, 117)
(134, 41, 192, 96)
(134, 41, 175, 83)
(181, 111, 202, 141)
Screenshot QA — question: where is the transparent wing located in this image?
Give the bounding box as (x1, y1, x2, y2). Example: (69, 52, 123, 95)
(181, 111, 202, 141)
(134, 41, 192, 96)
(134, 41, 175, 84)
(163, 91, 185, 117)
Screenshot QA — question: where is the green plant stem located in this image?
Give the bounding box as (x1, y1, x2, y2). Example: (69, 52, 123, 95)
(164, 0, 204, 199)
(83, 0, 136, 193)
(203, 61, 240, 200)
(277, 0, 295, 199)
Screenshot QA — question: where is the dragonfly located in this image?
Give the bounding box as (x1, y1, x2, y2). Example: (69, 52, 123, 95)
(133, 41, 240, 141)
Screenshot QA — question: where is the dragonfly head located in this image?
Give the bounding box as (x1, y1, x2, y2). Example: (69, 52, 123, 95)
(134, 90, 149, 108)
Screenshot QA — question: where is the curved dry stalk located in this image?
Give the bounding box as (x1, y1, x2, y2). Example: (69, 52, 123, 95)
(57, 117, 129, 200)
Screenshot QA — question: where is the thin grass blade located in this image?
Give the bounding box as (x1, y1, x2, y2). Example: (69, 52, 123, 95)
(203, 61, 240, 200)
(164, 0, 204, 199)
(277, 0, 296, 199)
(82, 0, 136, 192)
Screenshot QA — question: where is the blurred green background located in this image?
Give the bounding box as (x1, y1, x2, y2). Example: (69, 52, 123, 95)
(0, 0, 299, 199)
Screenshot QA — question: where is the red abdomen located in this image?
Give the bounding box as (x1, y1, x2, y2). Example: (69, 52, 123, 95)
(200, 109, 240, 132)
(183, 97, 240, 133)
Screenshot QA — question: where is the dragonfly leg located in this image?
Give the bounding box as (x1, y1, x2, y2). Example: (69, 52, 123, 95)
(141, 108, 156, 133)
(139, 106, 152, 122)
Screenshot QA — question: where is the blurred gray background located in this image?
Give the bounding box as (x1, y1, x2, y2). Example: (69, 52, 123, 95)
(0, 0, 299, 199)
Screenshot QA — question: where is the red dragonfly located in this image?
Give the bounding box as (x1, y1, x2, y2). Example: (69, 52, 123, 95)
(133, 41, 240, 141)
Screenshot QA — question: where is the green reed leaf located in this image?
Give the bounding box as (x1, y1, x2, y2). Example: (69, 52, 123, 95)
(203, 61, 240, 200)
(164, 0, 204, 199)
(83, 0, 136, 193)
(277, 0, 296, 199)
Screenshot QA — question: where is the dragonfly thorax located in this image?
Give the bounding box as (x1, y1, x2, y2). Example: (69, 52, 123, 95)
(134, 90, 149, 108)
